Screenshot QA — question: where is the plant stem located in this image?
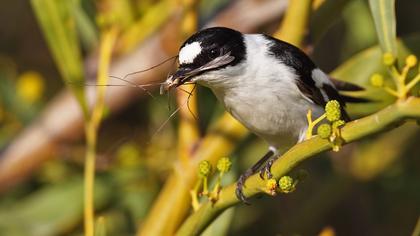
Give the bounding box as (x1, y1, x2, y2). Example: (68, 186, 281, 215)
(176, 0, 199, 168)
(274, 0, 313, 46)
(84, 124, 96, 236)
(306, 110, 326, 139)
(406, 74, 420, 92)
(84, 28, 118, 236)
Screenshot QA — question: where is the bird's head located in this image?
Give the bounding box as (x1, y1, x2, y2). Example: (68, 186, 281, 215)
(163, 27, 246, 91)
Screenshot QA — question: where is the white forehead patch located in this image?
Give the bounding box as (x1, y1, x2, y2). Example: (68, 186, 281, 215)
(179, 42, 202, 64)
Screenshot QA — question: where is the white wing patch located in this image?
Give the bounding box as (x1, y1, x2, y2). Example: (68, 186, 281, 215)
(311, 68, 334, 101)
(179, 42, 202, 64)
(311, 68, 332, 87)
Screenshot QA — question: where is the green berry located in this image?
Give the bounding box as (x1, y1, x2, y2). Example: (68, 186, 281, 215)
(317, 124, 332, 139)
(370, 73, 384, 87)
(198, 160, 212, 177)
(216, 157, 232, 173)
(332, 120, 346, 129)
(325, 100, 341, 122)
(279, 176, 294, 193)
(383, 52, 395, 66)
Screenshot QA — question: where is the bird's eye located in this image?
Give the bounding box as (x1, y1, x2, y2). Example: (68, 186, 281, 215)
(210, 49, 218, 58)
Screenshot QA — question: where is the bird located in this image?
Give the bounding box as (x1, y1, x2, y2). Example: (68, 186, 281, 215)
(163, 27, 362, 203)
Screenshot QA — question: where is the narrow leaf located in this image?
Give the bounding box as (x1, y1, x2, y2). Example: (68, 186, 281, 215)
(311, 0, 351, 43)
(73, 1, 99, 51)
(31, 0, 88, 115)
(0, 178, 111, 236)
(368, 0, 397, 54)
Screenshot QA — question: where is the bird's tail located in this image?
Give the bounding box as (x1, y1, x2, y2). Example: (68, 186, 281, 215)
(330, 77, 372, 103)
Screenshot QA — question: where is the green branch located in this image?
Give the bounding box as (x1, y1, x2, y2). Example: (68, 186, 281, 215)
(176, 97, 420, 236)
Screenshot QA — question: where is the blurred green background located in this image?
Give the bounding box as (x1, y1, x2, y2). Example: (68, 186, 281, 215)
(0, 0, 419, 235)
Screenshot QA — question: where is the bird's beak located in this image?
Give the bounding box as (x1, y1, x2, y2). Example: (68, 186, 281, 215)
(160, 52, 235, 94)
(160, 68, 194, 94)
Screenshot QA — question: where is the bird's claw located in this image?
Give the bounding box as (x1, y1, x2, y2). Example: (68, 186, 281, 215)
(235, 173, 251, 205)
(235, 155, 278, 204)
(259, 159, 274, 180)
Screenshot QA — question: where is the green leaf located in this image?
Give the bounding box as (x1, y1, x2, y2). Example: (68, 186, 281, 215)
(0, 178, 111, 236)
(117, 0, 174, 53)
(340, 0, 377, 59)
(95, 217, 107, 236)
(311, 0, 351, 43)
(73, 0, 99, 51)
(31, 0, 88, 115)
(368, 0, 397, 54)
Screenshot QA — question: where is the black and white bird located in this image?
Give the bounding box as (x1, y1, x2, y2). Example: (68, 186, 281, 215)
(163, 27, 361, 203)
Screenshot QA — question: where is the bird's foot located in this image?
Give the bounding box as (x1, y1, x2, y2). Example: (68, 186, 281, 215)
(235, 171, 252, 205)
(235, 149, 277, 204)
(259, 159, 275, 180)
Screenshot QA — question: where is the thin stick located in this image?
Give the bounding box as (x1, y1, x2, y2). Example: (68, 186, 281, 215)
(150, 95, 192, 141)
(110, 55, 178, 81)
(108, 76, 157, 99)
(186, 84, 199, 121)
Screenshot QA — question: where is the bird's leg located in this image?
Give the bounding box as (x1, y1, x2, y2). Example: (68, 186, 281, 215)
(259, 147, 279, 180)
(259, 156, 279, 180)
(236, 149, 275, 204)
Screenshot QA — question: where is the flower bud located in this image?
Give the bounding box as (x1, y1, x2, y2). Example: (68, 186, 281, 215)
(16, 71, 45, 103)
(266, 178, 278, 195)
(406, 54, 418, 68)
(325, 100, 341, 122)
(370, 73, 384, 87)
(198, 160, 212, 177)
(216, 157, 232, 173)
(317, 124, 332, 139)
(382, 52, 395, 66)
(279, 176, 294, 193)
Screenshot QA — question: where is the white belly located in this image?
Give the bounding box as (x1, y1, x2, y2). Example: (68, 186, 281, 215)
(212, 84, 323, 150)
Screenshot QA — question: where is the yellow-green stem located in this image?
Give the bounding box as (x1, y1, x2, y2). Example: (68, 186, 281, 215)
(406, 74, 420, 91)
(306, 110, 326, 139)
(202, 177, 209, 195)
(190, 179, 201, 211)
(384, 87, 400, 97)
(274, 0, 313, 45)
(84, 28, 118, 236)
(176, 0, 200, 168)
(84, 124, 96, 236)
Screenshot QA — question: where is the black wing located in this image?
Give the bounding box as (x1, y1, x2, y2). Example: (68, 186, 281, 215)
(263, 35, 351, 121)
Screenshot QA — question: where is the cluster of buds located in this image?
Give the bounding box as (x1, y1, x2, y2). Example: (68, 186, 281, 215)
(191, 157, 232, 210)
(306, 100, 346, 151)
(370, 53, 420, 100)
(264, 170, 308, 196)
(317, 100, 346, 151)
